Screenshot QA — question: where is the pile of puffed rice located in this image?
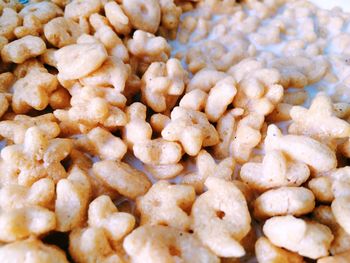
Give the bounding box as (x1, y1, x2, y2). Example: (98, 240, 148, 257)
(1, 0, 350, 262)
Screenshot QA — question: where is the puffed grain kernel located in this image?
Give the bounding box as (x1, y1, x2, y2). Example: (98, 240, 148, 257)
(55, 42, 108, 80)
(70, 228, 124, 263)
(263, 215, 333, 259)
(232, 112, 265, 163)
(253, 187, 315, 219)
(255, 237, 304, 263)
(269, 56, 328, 88)
(19, 1, 63, 24)
(0, 127, 72, 186)
(105, 1, 131, 35)
(187, 68, 227, 93)
(88, 13, 109, 30)
(80, 57, 130, 92)
(133, 138, 183, 165)
(93, 25, 129, 62)
(0, 178, 54, 210)
(1, 36, 46, 64)
(69, 195, 134, 263)
(0, 35, 8, 51)
(49, 87, 71, 109)
(40, 48, 58, 68)
(161, 106, 219, 156)
(265, 125, 337, 173)
(0, 8, 21, 40)
(44, 17, 82, 48)
(230, 59, 284, 116)
(158, 0, 182, 39)
(182, 149, 235, 193)
(267, 103, 293, 122)
(12, 66, 58, 114)
(75, 127, 127, 161)
(122, 0, 161, 33)
(179, 89, 208, 111)
(318, 251, 350, 263)
(54, 86, 127, 133)
(312, 205, 350, 255)
(55, 166, 91, 232)
(88, 195, 135, 246)
(0, 206, 56, 242)
(192, 177, 251, 257)
(240, 149, 310, 192)
(122, 102, 152, 149)
(14, 14, 41, 38)
(141, 58, 187, 112)
(64, 0, 101, 21)
(332, 196, 350, 236)
(123, 225, 219, 263)
(144, 163, 184, 179)
(0, 113, 60, 144)
(212, 108, 244, 159)
(13, 58, 46, 78)
(150, 113, 170, 134)
(0, 238, 68, 263)
(127, 30, 170, 64)
(289, 92, 350, 141)
(136, 180, 195, 230)
(93, 160, 151, 199)
(0, 94, 9, 118)
(331, 167, 350, 199)
(308, 176, 334, 203)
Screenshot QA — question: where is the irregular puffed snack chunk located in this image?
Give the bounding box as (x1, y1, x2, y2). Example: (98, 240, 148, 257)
(0, 238, 68, 263)
(44, 17, 83, 48)
(64, 0, 101, 21)
(182, 149, 235, 193)
(1, 36, 46, 63)
(55, 166, 91, 232)
(162, 106, 219, 156)
(0, 113, 60, 144)
(104, 1, 131, 35)
(69, 195, 135, 263)
(0, 8, 21, 40)
(75, 127, 127, 161)
(332, 196, 350, 236)
(123, 225, 219, 263)
(93, 160, 151, 199)
(127, 30, 170, 68)
(141, 58, 187, 112)
(122, 0, 161, 34)
(308, 176, 334, 203)
(136, 180, 195, 230)
(192, 177, 251, 257)
(255, 237, 304, 263)
(19, 1, 63, 24)
(54, 86, 127, 133)
(253, 187, 315, 219)
(0, 127, 72, 186)
(230, 58, 284, 116)
(289, 92, 350, 140)
(80, 57, 130, 92)
(11, 66, 58, 114)
(263, 215, 333, 259)
(0, 206, 56, 242)
(55, 41, 108, 80)
(122, 102, 152, 148)
(240, 149, 310, 192)
(0, 178, 55, 210)
(133, 138, 183, 165)
(265, 124, 337, 173)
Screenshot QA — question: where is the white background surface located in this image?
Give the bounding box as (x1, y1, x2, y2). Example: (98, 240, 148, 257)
(309, 0, 350, 12)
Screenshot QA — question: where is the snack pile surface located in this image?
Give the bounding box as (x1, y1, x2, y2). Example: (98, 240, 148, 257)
(1, 0, 350, 262)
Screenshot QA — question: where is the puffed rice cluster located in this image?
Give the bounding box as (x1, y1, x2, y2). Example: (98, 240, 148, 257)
(1, 0, 350, 262)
